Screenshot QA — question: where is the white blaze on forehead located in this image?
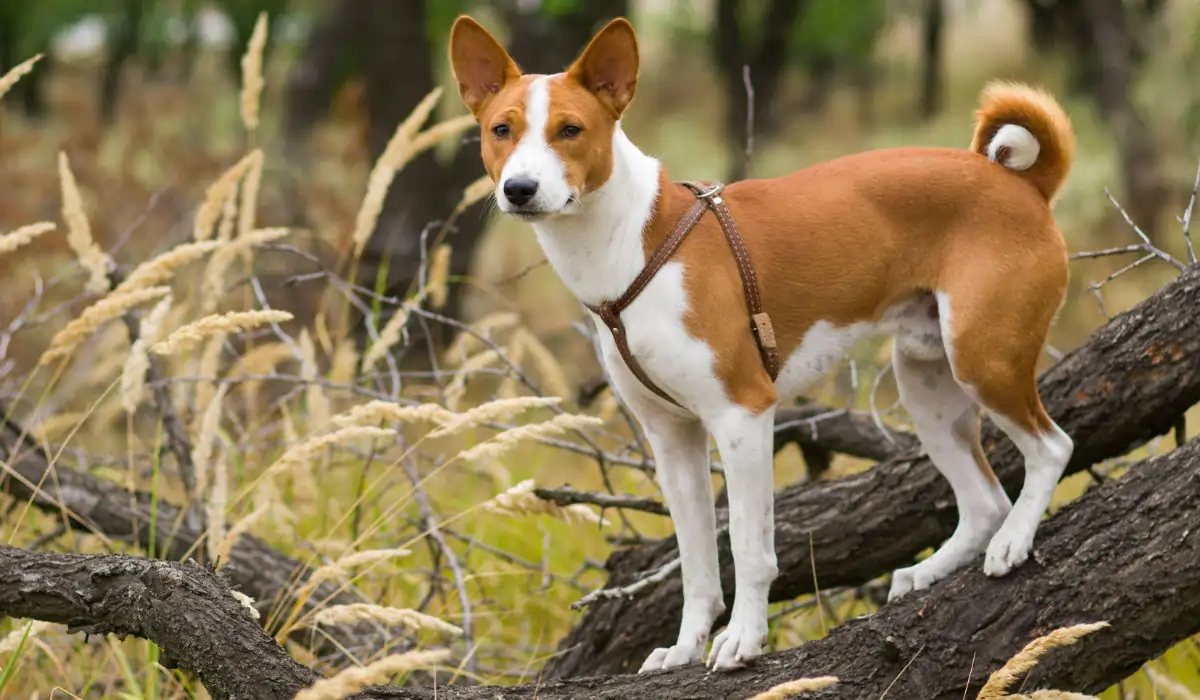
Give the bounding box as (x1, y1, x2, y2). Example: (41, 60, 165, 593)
(498, 75, 572, 212)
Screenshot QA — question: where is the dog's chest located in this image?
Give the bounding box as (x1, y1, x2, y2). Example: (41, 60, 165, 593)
(587, 263, 727, 414)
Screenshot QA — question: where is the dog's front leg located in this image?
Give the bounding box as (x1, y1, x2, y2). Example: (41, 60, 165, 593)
(706, 405, 778, 671)
(637, 412, 724, 673)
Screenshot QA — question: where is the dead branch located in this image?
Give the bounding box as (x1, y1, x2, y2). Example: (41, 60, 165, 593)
(0, 546, 325, 700)
(3, 435, 1197, 699)
(545, 264, 1200, 678)
(772, 403, 919, 463)
(534, 485, 669, 517)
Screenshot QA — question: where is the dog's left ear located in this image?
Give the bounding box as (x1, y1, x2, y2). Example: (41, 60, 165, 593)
(567, 18, 639, 118)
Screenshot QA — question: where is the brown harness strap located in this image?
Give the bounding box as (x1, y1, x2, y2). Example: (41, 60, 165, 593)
(586, 181, 779, 407)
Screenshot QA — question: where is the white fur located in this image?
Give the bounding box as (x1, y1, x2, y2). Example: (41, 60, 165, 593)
(982, 414, 1072, 575)
(497, 76, 576, 215)
(887, 347, 1012, 600)
(987, 124, 1040, 171)
(515, 79, 1070, 673)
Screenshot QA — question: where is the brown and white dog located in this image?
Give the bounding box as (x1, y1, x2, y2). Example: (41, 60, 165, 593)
(449, 16, 1075, 673)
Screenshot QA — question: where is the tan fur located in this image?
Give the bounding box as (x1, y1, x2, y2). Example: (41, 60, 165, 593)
(970, 81, 1076, 202)
(450, 16, 1072, 438)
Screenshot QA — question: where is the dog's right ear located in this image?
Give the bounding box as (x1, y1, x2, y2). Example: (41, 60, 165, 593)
(449, 15, 521, 116)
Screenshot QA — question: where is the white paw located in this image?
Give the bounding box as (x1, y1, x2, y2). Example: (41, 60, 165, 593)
(705, 618, 767, 671)
(887, 564, 937, 602)
(984, 521, 1035, 577)
(638, 638, 705, 673)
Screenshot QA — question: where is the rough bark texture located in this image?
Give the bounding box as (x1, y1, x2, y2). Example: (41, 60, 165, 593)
(0, 546, 323, 700)
(545, 265, 1200, 678)
(4, 437, 1198, 699)
(0, 415, 392, 663)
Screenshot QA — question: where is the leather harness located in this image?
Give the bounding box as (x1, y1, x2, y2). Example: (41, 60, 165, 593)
(584, 181, 780, 407)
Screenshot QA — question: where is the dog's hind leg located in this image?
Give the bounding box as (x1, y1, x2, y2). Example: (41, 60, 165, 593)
(935, 265, 1073, 580)
(637, 411, 724, 673)
(888, 345, 1012, 601)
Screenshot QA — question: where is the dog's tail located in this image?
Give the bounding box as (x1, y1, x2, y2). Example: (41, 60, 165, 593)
(969, 81, 1075, 202)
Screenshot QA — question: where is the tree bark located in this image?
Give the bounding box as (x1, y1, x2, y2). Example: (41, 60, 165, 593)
(4, 435, 1198, 699)
(0, 414, 396, 664)
(0, 546, 324, 700)
(773, 403, 919, 465)
(544, 264, 1200, 678)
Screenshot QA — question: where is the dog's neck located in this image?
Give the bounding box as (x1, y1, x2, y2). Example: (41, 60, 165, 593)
(530, 123, 665, 306)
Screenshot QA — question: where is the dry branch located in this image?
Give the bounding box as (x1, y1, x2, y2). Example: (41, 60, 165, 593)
(2, 436, 1197, 699)
(546, 265, 1200, 678)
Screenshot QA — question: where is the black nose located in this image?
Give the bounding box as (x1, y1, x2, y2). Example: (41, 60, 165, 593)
(503, 178, 539, 206)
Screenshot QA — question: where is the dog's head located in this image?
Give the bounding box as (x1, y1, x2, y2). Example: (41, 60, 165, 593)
(449, 15, 640, 222)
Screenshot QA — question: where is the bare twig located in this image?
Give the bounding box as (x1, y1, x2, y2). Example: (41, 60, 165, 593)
(570, 558, 681, 610)
(1180, 157, 1199, 264)
(533, 485, 669, 517)
(742, 64, 755, 179)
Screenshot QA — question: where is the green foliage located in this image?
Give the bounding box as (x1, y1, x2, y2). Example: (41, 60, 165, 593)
(3, 0, 110, 57)
(0, 621, 36, 692)
(791, 0, 888, 64)
(425, 0, 471, 50)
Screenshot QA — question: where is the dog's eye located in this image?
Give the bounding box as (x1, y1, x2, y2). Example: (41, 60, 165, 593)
(560, 124, 582, 139)
(491, 123, 510, 139)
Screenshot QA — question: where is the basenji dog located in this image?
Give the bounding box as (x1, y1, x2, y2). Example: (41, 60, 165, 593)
(449, 15, 1075, 673)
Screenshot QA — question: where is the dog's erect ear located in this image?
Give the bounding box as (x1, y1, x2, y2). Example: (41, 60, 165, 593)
(566, 18, 639, 118)
(449, 15, 521, 115)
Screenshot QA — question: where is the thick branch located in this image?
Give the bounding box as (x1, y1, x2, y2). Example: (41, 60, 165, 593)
(5, 437, 1198, 699)
(0, 546, 323, 700)
(546, 265, 1200, 678)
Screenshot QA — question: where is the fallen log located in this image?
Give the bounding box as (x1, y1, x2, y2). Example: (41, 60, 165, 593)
(546, 265, 1200, 678)
(3, 436, 1196, 699)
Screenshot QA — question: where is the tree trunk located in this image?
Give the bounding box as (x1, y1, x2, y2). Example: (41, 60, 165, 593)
(284, 0, 487, 353)
(918, 0, 944, 120)
(502, 1, 630, 73)
(99, 0, 144, 123)
(544, 264, 1200, 678)
(4, 434, 1199, 699)
(0, 6, 46, 117)
(1022, 0, 1169, 237)
(713, 0, 807, 182)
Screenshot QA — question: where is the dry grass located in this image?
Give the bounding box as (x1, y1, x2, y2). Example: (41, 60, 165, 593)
(293, 649, 450, 700)
(979, 622, 1109, 700)
(749, 676, 839, 699)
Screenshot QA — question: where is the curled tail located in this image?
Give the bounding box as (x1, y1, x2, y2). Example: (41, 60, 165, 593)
(970, 81, 1076, 202)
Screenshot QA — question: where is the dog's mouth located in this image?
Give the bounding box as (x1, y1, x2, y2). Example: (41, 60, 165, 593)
(507, 194, 579, 222)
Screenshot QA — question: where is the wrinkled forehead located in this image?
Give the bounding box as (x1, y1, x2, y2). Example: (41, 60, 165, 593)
(478, 74, 614, 127)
